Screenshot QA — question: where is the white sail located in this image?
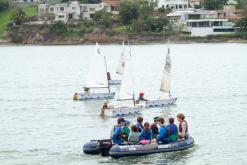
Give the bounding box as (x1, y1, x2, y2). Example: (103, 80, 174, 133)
(118, 53, 134, 100)
(160, 47, 171, 92)
(116, 41, 126, 75)
(84, 42, 108, 88)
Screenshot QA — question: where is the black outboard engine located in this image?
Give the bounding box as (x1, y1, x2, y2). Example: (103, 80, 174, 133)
(99, 139, 113, 156)
(83, 139, 113, 156)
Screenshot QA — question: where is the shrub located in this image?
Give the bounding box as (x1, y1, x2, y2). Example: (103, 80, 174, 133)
(49, 21, 67, 35)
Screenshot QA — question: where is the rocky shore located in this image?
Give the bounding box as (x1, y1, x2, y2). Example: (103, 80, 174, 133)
(1, 33, 247, 45)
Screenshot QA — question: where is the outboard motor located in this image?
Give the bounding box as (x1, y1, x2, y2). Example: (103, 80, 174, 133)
(99, 139, 113, 156)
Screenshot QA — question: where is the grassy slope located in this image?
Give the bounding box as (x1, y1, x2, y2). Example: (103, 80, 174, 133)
(0, 5, 37, 38)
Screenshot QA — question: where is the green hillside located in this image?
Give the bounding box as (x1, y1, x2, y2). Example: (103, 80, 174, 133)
(0, 5, 37, 38)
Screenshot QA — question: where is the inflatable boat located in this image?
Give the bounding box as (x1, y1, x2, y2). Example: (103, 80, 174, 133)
(83, 136, 194, 158)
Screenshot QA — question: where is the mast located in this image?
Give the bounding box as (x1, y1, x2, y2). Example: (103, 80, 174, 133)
(128, 38, 135, 105)
(104, 56, 111, 93)
(133, 93, 135, 106)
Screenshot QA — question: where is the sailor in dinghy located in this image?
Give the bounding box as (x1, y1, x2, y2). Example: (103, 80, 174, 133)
(100, 44, 143, 117)
(145, 46, 177, 107)
(108, 41, 126, 86)
(73, 42, 115, 100)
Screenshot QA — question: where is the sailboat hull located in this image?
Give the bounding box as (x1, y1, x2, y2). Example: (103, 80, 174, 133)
(73, 92, 115, 101)
(145, 97, 177, 107)
(100, 105, 143, 117)
(108, 80, 121, 85)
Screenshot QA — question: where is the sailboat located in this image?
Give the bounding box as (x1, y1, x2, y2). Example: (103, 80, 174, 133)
(100, 44, 143, 116)
(145, 46, 177, 107)
(73, 42, 115, 100)
(108, 41, 126, 86)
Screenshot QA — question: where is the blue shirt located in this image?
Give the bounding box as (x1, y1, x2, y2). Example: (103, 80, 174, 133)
(112, 125, 124, 145)
(167, 124, 178, 135)
(140, 129, 152, 143)
(136, 122, 144, 132)
(157, 125, 169, 143)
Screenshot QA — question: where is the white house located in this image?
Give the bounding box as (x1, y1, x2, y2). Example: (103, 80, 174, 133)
(168, 10, 235, 36)
(38, 1, 110, 22)
(158, 0, 189, 11)
(80, 3, 111, 20)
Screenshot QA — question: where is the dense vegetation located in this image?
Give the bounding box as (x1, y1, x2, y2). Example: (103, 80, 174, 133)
(235, 0, 247, 31)
(0, 3, 36, 38)
(1, 0, 247, 42)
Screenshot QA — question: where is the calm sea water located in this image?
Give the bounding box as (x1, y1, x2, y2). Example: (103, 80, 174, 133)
(0, 43, 247, 165)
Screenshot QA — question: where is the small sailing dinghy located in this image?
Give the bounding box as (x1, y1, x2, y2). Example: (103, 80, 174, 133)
(108, 41, 126, 86)
(145, 46, 177, 107)
(100, 45, 143, 116)
(73, 43, 115, 100)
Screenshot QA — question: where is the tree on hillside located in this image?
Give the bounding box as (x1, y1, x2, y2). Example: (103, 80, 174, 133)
(203, 0, 229, 10)
(49, 21, 67, 35)
(138, 0, 156, 20)
(93, 9, 113, 28)
(236, 0, 243, 9)
(11, 7, 26, 25)
(235, 0, 247, 31)
(119, 0, 139, 26)
(235, 18, 247, 31)
(203, 0, 221, 10)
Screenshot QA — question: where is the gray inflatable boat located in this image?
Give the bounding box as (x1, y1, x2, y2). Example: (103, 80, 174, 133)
(83, 136, 194, 158)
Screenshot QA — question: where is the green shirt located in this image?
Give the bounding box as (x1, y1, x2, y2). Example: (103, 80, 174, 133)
(123, 126, 130, 137)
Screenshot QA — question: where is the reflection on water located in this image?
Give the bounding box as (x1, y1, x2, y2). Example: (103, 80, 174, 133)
(0, 44, 247, 165)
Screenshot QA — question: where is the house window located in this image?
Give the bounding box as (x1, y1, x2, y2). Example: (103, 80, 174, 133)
(213, 21, 219, 26)
(188, 14, 200, 19)
(60, 7, 64, 11)
(89, 8, 95, 11)
(213, 28, 234, 32)
(58, 15, 64, 18)
(50, 7, 54, 12)
(72, 7, 75, 10)
(83, 6, 88, 11)
(90, 13, 95, 18)
(179, 5, 182, 9)
(69, 14, 73, 19)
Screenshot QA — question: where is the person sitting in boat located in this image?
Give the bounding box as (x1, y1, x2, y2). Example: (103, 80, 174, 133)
(138, 92, 148, 101)
(112, 117, 126, 145)
(136, 116, 144, 132)
(84, 88, 90, 95)
(107, 72, 111, 80)
(167, 117, 178, 143)
(177, 113, 189, 140)
(156, 117, 170, 144)
(151, 117, 159, 139)
(140, 122, 152, 144)
(128, 125, 140, 144)
(121, 120, 130, 141)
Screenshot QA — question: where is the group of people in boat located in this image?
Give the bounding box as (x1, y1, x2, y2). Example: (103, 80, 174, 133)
(110, 113, 188, 145)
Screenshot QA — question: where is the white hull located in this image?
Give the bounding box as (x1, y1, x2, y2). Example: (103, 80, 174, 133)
(100, 105, 143, 117)
(73, 92, 115, 100)
(108, 80, 121, 85)
(145, 97, 177, 107)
